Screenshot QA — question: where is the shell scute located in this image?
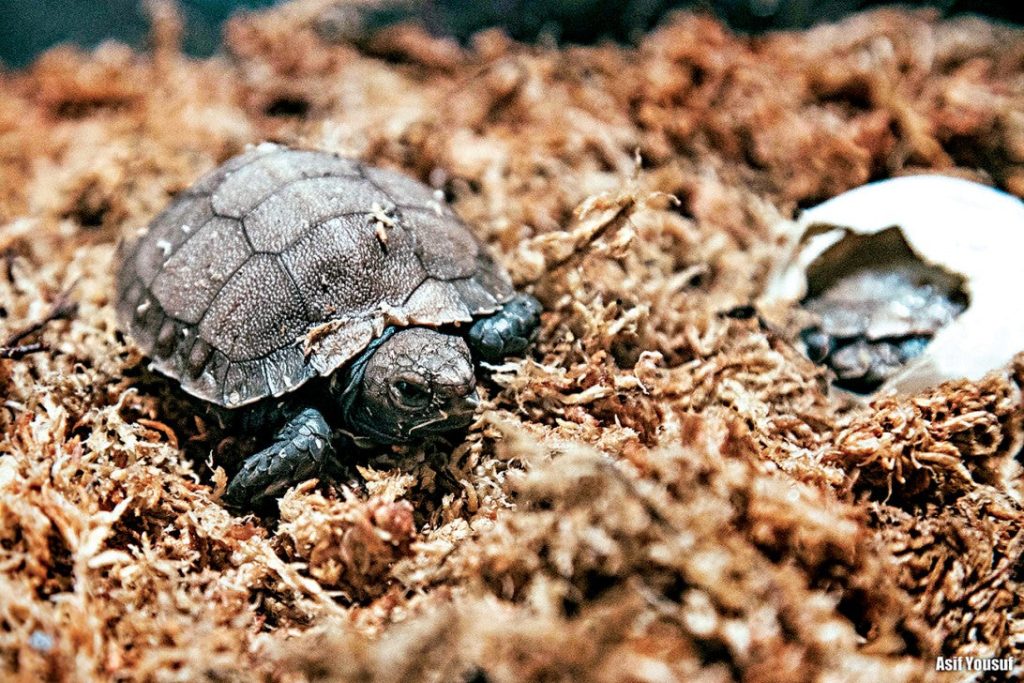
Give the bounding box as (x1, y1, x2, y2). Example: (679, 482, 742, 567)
(151, 217, 252, 324)
(198, 254, 309, 361)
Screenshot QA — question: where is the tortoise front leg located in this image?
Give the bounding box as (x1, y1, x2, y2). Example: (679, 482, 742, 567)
(224, 407, 334, 508)
(468, 293, 542, 362)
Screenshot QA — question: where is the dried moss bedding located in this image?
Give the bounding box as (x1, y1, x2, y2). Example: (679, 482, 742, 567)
(1, 2, 1023, 680)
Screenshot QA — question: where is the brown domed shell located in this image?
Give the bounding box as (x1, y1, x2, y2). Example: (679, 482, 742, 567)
(115, 143, 515, 407)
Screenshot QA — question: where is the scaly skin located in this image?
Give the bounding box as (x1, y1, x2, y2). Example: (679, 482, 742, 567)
(800, 266, 966, 393)
(468, 294, 543, 362)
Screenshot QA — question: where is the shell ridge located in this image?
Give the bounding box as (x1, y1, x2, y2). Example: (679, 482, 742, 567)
(188, 335, 304, 370)
(276, 254, 316, 323)
(229, 169, 365, 225)
(396, 274, 434, 308)
(256, 209, 376, 256)
(183, 145, 285, 197)
(358, 165, 398, 204)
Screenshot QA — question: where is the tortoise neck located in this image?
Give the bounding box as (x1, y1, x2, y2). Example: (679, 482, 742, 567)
(332, 325, 399, 438)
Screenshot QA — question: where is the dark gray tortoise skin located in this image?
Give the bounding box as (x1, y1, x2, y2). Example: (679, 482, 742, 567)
(115, 143, 540, 507)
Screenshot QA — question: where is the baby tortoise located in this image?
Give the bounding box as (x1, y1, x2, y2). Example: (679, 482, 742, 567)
(799, 264, 966, 394)
(116, 143, 541, 506)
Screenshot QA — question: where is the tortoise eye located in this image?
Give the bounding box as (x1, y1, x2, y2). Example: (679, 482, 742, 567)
(391, 378, 431, 409)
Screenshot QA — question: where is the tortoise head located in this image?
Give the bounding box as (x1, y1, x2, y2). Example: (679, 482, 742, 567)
(338, 327, 479, 444)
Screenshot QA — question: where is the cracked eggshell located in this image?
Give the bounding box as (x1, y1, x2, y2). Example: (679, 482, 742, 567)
(761, 175, 1024, 396)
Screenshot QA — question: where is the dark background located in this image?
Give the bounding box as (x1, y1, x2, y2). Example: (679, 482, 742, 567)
(0, 0, 1021, 68)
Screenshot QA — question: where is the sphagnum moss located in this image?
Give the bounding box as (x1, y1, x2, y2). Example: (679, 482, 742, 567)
(0, 2, 1022, 680)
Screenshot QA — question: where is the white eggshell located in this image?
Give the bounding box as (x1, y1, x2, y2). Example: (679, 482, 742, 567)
(762, 175, 1024, 395)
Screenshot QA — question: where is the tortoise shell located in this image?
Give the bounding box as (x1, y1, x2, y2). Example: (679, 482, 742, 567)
(115, 143, 515, 408)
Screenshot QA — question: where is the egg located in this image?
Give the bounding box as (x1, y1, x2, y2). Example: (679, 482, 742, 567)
(761, 175, 1024, 396)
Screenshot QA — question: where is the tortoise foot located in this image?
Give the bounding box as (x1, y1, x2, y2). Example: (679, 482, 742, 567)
(224, 407, 334, 508)
(468, 294, 542, 363)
